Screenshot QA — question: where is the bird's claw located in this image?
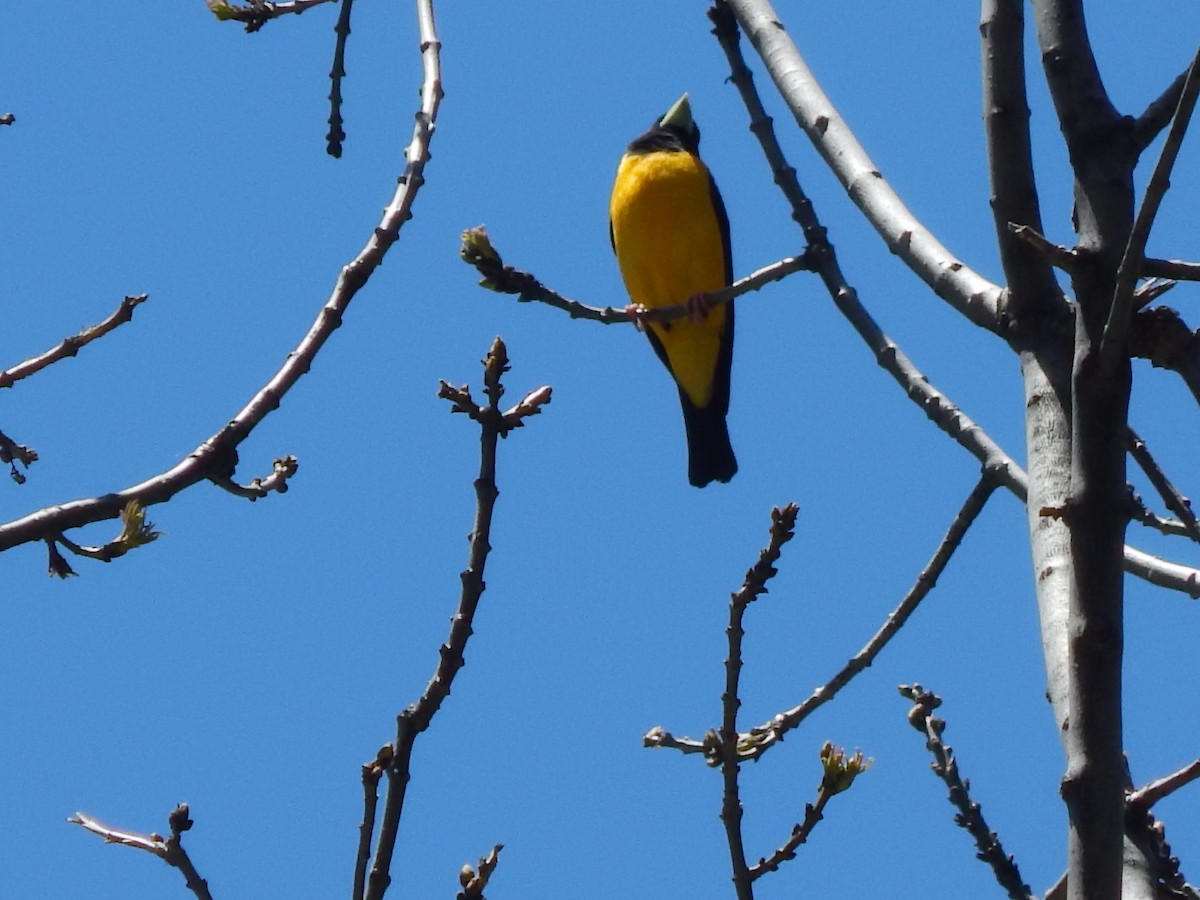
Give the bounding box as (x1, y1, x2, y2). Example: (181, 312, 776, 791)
(624, 303, 649, 332)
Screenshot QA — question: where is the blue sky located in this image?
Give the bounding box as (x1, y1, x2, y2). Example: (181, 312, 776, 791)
(3, 2, 1199, 897)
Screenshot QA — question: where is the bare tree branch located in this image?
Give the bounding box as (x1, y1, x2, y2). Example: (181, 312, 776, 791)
(1127, 427, 1200, 543)
(457, 845, 503, 900)
(1031, 3, 1141, 896)
(719, 0, 1004, 331)
(326, 0, 355, 156)
(1128, 759, 1200, 812)
(354, 747, 388, 900)
(717, 503, 798, 900)
(1101, 44, 1200, 373)
(459, 226, 809, 325)
(363, 338, 546, 900)
(900, 685, 1035, 900)
(746, 743, 870, 881)
(982, 1, 1070, 322)
(1008, 223, 1080, 274)
(1134, 65, 1192, 153)
(1142, 257, 1200, 282)
(0, 294, 148, 390)
(739, 476, 996, 760)
(0, 0, 442, 563)
(646, 476, 996, 759)
(70, 804, 212, 900)
(1127, 491, 1193, 540)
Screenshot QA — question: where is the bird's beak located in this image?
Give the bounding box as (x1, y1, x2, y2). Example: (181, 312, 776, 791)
(658, 93, 693, 131)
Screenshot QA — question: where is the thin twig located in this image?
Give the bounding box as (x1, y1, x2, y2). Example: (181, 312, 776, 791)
(1007, 223, 1079, 273)
(353, 747, 388, 900)
(1134, 65, 1193, 153)
(327, 0, 355, 156)
(0, 294, 148, 389)
(0, 0, 442, 560)
(209, 455, 299, 500)
(900, 685, 1034, 900)
(741, 475, 996, 759)
(70, 804, 213, 900)
(747, 743, 870, 881)
(50, 501, 161, 571)
(1127, 490, 1192, 539)
(460, 226, 808, 325)
(1100, 43, 1200, 373)
(363, 338, 545, 900)
(1128, 759, 1200, 811)
(457, 845, 503, 900)
(1127, 428, 1200, 543)
(647, 476, 996, 758)
(718, 504, 798, 900)
(1143, 257, 1200, 282)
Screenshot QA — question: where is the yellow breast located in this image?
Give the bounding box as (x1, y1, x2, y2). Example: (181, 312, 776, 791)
(610, 150, 729, 408)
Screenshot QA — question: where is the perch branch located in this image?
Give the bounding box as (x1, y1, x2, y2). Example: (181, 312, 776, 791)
(460, 226, 808, 325)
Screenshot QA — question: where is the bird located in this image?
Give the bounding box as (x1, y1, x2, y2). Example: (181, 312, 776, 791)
(609, 93, 737, 487)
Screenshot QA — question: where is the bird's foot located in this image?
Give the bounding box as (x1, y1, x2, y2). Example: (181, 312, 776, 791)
(624, 303, 649, 332)
(684, 292, 710, 322)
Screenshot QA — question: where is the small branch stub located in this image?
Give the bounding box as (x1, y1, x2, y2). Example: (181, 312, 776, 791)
(457, 844, 503, 900)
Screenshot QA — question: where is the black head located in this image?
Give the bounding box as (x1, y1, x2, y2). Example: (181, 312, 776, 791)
(626, 93, 700, 155)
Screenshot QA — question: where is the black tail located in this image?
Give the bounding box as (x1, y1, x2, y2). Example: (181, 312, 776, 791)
(680, 394, 737, 487)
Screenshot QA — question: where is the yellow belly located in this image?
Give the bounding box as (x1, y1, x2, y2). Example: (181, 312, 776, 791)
(610, 150, 729, 409)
